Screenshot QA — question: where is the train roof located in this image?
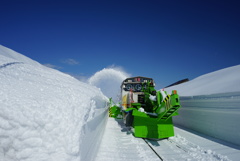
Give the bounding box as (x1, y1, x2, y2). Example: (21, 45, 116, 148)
(121, 76, 154, 86)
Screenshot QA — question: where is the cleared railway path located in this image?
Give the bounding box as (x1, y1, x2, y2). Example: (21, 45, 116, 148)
(95, 118, 240, 161)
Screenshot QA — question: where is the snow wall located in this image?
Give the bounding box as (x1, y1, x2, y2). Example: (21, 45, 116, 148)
(0, 45, 111, 161)
(166, 65, 240, 146)
(0, 45, 130, 161)
(174, 92, 240, 146)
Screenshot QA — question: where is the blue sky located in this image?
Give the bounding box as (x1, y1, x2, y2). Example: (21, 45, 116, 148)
(1, 0, 239, 88)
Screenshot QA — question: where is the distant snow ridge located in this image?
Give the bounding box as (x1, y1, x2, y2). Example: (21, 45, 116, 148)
(166, 65, 240, 96)
(88, 68, 130, 102)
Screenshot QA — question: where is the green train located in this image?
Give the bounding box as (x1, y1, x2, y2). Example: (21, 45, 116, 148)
(109, 76, 181, 139)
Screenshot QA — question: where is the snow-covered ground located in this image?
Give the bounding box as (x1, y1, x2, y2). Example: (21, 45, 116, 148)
(95, 118, 160, 161)
(0, 44, 240, 161)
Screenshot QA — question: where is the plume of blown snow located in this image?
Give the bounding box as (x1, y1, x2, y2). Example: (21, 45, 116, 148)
(88, 67, 131, 102)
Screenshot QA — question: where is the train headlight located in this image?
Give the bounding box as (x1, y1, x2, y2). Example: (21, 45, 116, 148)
(135, 84, 142, 91)
(126, 84, 133, 91)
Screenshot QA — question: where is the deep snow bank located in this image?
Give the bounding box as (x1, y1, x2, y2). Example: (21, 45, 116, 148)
(175, 93, 240, 146)
(166, 65, 240, 146)
(0, 45, 108, 161)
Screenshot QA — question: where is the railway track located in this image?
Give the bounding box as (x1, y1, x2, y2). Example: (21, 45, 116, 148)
(143, 138, 164, 161)
(95, 118, 232, 161)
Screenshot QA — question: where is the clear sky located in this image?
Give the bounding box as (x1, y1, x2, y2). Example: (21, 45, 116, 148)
(1, 0, 239, 88)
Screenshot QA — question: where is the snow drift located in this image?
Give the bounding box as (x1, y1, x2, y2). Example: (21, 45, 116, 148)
(0, 45, 108, 161)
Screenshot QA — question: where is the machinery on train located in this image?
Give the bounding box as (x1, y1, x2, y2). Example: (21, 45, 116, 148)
(109, 76, 181, 139)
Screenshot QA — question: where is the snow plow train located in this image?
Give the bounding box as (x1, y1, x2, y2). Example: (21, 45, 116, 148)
(109, 76, 181, 139)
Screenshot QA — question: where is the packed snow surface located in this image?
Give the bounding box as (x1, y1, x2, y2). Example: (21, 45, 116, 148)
(166, 64, 240, 96)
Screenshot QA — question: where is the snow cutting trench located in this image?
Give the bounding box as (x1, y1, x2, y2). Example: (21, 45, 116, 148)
(1, 45, 240, 161)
